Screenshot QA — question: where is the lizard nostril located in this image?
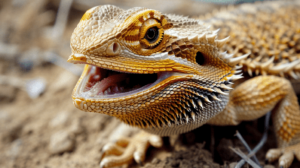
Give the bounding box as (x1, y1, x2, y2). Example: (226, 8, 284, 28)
(106, 42, 120, 56)
(113, 42, 119, 53)
(196, 52, 205, 65)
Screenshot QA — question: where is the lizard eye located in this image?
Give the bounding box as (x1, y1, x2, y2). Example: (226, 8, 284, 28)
(145, 27, 159, 43)
(139, 19, 164, 49)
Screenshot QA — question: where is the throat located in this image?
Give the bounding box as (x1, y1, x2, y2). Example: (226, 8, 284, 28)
(83, 66, 158, 96)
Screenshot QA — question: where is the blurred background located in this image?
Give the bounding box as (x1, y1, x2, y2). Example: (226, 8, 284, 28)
(0, 0, 283, 168)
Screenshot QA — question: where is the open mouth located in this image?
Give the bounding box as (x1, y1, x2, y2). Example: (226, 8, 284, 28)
(76, 65, 175, 99)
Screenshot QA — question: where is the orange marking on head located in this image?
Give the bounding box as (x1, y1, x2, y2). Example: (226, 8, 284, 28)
(149, 11, 155, 18)
(81, 7, 95, 21)
(138, 16, 144, 22)
(125, 34, 140, 42)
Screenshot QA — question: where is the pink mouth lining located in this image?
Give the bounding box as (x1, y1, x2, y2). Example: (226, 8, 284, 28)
(82, 66, 158, 96)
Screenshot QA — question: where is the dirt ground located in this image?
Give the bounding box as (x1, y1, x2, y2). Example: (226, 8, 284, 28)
(1, 0, 300, 168)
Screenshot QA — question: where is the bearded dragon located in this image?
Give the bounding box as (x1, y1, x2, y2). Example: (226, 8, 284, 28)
(67, 1, 300, 168)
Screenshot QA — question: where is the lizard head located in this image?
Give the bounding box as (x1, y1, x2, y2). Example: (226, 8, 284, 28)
(68, 5, 247, 136)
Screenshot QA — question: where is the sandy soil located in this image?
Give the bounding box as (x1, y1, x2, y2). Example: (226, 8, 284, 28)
(1, 1, 299, 168)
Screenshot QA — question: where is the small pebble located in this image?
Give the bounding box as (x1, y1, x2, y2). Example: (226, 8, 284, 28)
(6, 139, 22, 158)
(49, 112, 69, 128)
(151, 158, 160, 164)
(229, 162, 238, 168)
(69, 119, 82, 135)
(49, 130, 74, 154)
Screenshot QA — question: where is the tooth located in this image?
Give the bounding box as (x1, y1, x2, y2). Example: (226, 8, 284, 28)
(93, 75, 100, 80)
(113, 86, 119, 92)
(104, 90, 108, 95)
(107, 88, 111, 93)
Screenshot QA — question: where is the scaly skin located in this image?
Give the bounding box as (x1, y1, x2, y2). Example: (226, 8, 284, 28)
(68, 1, 300, 168)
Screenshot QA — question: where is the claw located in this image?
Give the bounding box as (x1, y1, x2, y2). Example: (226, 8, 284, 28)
(99, 131, 163, 168)
(149, 135, 163, 148)
(279, 152, 293, 168)
(102, 143, 124, 156)
(266, 143, 300, 168)
(266, 148, 281, 162)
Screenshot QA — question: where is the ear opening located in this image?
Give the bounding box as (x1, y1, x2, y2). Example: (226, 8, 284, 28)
(196, 52, 205, 65)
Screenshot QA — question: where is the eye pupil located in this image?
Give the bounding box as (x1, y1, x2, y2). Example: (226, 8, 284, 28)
(145, 27, 159, 43)
(196, 52, 205, 65)
(147, 28, 156, 39)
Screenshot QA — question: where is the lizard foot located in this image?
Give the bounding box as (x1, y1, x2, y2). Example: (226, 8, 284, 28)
(266, 143, 300, 168)
(99, 131, 163, 168)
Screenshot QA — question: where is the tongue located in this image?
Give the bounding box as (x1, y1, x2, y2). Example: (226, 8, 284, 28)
(91, 73, 128, 95)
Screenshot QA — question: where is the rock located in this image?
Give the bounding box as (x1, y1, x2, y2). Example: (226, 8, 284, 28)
(0, 110, 9, 121)
(151, 158, 160, 164)
(0, 85, 17, 103)
(25, 78, 46, 99)
(6, 139, 22, 158)
(18, 47, 43, 71)
(69, 119, 82, 135)
(229, 162, 237, 168)
(49, 112, 69, 128)
(49, 130, 75, 154)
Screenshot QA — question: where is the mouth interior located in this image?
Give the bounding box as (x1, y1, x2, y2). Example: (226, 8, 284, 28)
(82, 66, 158, 96)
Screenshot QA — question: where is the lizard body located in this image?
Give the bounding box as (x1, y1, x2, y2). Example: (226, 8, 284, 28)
(68, 1, 300, 167)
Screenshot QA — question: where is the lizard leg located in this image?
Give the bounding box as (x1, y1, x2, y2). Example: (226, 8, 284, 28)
(208, 76, 300, 168)
(100, 130, 163, 168)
